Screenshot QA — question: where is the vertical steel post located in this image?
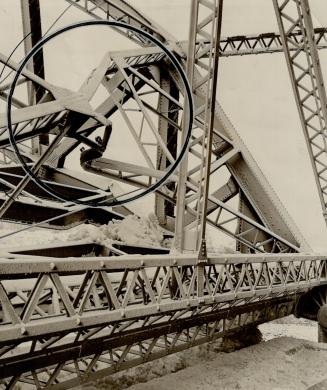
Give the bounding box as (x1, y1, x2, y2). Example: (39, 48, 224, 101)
(20, 0, 48, 154)
(173, 0, 224, 256)
(156, 72, 179, 227)
(172, 0, 224, 297)
(173, 1, 198, 254)
(197, 0, 224, 260)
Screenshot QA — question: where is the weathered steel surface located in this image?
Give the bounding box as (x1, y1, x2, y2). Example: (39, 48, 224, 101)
(0, 1, 326, 388)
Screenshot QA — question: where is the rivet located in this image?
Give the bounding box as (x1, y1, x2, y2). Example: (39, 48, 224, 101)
(173, 259, 177, 265)
(140, 260, 144, 266)
(76, 317, 81, 325)
(50, 262, 56, 270)
(21, 326, 27, 335)
(157, 304, 160, 312)
(121, 310, 125, 318)
(100, 261, 105, 268)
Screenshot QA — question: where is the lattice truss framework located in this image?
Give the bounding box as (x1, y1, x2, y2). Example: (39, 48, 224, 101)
(273, 0, 327, 224)
(66, 0, 327, 56)
(0, 0, 327, 388)
(0, 31, 305, 253)
(0, 254, 326, 387)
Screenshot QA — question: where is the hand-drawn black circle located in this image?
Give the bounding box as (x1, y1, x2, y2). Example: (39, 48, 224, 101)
(7, 20, 193, 207)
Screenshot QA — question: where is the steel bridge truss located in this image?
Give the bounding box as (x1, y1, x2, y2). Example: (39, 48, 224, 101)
(0, 45, 305, 253)
(65, 0, 327, 57)
(0, 0, 327, 388)
(274, 0, 327, 225)
(0, 253, 326, 387)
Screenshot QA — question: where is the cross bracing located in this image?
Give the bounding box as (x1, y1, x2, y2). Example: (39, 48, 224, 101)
(0, 297, 297, 388)
(0, 0, 327, 388)
(0, 252, 326, 386)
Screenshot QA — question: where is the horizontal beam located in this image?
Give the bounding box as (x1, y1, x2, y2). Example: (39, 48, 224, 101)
(0, 252, 326, 275)
(105, 28, 327, 75)
(0, 295, 296, 384)
(65, 0, 327, 58)
(0, 253, 325, 347)
(216, 28, 327, 57)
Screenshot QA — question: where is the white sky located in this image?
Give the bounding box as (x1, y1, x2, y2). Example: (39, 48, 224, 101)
(1, 1, 327, 251)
